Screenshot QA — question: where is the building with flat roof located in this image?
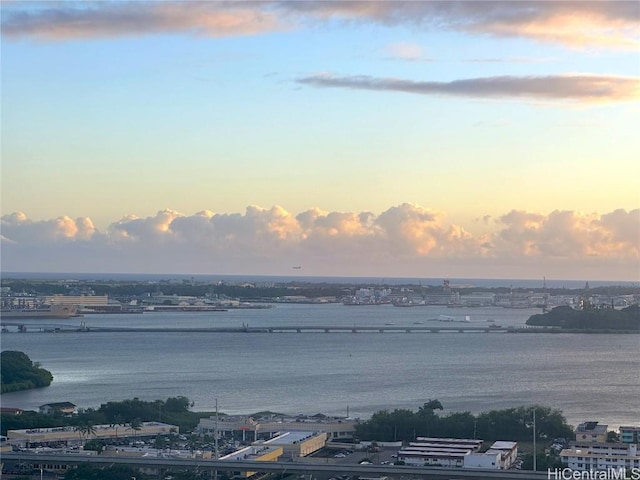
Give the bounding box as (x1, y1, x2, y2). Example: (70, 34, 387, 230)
(398, 437, 517, 469)
(220, 445, 283, 478)
(620, 426, 640, 444)
(560, 443, 639, 472)
(484, 441, 518, 469)
(7, 421, 178, 447)
(575, 421, 608, 443)
(197, 414, 357, 442)
(255, 431, 327, 458)
(44, 295, 109, 307)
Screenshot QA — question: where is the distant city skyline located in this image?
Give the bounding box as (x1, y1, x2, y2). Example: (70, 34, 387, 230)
(1, 1, 638, 280)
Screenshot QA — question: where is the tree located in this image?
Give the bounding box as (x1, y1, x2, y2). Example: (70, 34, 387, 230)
(83, 439, 105, 453)
(1, 351, 53, 393)
(64, 464, 148, 480)
(75, 420, 97, 445)
(128, 418, 142, 441)
(111, 414, 125, 439)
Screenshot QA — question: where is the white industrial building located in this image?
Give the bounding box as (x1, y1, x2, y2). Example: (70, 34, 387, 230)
(397, 437, 517, 469)
(197, 414, 356, 442)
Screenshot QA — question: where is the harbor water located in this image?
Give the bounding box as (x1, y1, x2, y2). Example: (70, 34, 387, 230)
(1, 303, 638, 428)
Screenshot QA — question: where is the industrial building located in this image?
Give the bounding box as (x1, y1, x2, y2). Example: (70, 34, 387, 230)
(254, 431, 327, 459)
(397, 437, 517, 469)
(220, 445, 284, 478)
(197, 414, 356, 442)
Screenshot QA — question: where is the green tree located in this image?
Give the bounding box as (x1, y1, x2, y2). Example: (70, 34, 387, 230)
(74, 420, 97, 444)
(1, 350, 53, 393)
(83, 439, 105, 453)
(128, 417, 142, 441)
(64, 464, 149, 480)
(110, 414, 125, 439)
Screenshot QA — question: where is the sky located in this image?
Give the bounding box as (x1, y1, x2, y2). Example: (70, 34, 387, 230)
(1, 1, 639, 281)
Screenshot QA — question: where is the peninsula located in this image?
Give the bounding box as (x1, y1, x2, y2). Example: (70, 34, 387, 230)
(526, 304, 640, 331)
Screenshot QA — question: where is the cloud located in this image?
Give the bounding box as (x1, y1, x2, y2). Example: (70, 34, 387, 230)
(1, 206, 637, 280)
(494, 209, 640, 259)
(384, 42, 430, 61)
(1, 212, 97, 242)
(297, 73, 640, 103)
(2, 1, 637, 49)
(0, 1, 284, 41)
(285, 0, 640, 50)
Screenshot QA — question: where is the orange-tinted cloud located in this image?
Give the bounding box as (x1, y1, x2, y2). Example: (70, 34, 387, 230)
(2, 206, 637, 279)
(1, 2, 283, 41)
(2, 1, 637, 49)
(298, 73, 640, 104)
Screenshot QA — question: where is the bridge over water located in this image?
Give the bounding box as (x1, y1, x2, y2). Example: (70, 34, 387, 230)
(0, 322, 556, 334)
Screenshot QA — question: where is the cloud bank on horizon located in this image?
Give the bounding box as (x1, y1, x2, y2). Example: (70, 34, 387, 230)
(1, 1, 638, 282)
(2, 205, 638, 281)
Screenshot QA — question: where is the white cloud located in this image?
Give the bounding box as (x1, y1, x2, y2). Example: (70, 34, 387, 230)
(385, 42, 427, 61)
(1, 205, 637, 280)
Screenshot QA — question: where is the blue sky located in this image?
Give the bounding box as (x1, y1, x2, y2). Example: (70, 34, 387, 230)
(1, 1, 639, 280)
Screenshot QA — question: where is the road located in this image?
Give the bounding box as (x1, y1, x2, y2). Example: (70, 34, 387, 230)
(1, 451, 549, 479)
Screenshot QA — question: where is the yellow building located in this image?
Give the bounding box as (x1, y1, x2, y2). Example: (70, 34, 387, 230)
(44, 295, 109, 307)
(256, 431, 327, 459)
(220, 445, 283, 477)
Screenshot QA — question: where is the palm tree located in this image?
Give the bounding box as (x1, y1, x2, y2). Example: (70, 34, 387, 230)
(111, 414, 124, 440)
(74, 421, 97, 446)
(127, 418, 142, 443)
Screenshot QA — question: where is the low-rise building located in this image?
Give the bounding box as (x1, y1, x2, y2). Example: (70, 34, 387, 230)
(220, 445, 283, 478)
(39, 402, 77, 415)
(620, 426, 640, 444)
(7, 421, 178, 447)
(575, 421, 608, 443)
(397, 437, 516, 469)
(255, 431, 327, 458)
(560, 443, 639, 472)
(197, 414, 357, 442)
(484, 441, 518, 469)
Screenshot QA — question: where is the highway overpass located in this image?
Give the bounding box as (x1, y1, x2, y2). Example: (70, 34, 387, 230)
(1, 451, 549, 479)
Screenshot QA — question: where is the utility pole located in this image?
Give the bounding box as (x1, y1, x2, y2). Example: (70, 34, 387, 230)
(533, 408, 537, 472)
(213, 398, 219, 480)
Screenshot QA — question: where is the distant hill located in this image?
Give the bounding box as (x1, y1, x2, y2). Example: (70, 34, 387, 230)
(1, 350, 53, 393)
(526, 304, 640, 331)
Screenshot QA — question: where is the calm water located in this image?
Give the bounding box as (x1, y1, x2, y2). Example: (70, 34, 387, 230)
(1, 304, 638, 428)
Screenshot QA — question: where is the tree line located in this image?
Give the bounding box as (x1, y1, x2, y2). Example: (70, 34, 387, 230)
(1, 396, 207, 435)
(527, 304, 640, 330)
(355, 400, 573, 442)
(1, 350, 53, 393)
